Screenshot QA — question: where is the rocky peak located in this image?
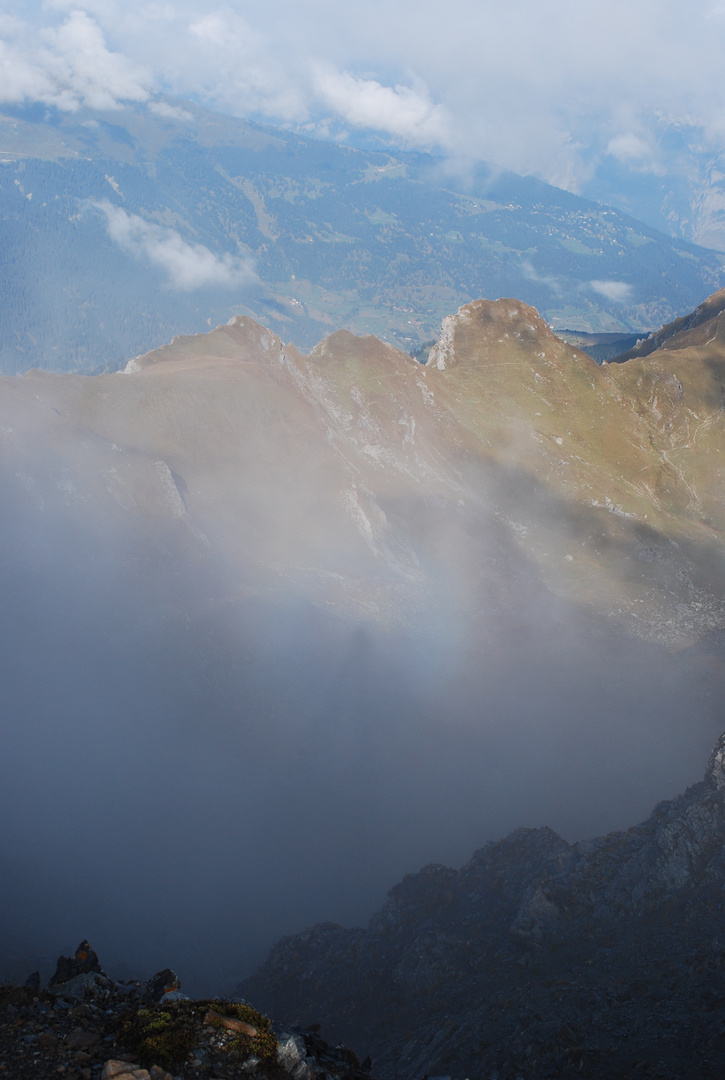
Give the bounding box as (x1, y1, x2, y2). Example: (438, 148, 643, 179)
(308, 330, 410, 369)
(426, 298, 563, 369)
(48, 940, 101, 988)
(124, 315, 284, 372)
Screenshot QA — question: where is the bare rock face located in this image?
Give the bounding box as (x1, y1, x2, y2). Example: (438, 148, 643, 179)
(48, 940, 101, 988)
(707, 732, 725, 789)
(241, 732, 725, 1080)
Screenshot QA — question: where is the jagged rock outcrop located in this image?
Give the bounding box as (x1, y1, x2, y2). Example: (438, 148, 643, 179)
(48, 941, 102, 988)
(241, 734, 725, 1079)
(0, 943, 372, 1080)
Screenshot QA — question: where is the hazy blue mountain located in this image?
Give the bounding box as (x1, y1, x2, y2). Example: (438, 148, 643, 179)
(579, 118, 725, 254)
(1, 97, 724, 374)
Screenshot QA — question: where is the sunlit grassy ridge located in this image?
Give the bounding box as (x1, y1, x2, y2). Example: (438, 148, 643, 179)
(413, 298, 724, 639)
(2, 291, 723, 650)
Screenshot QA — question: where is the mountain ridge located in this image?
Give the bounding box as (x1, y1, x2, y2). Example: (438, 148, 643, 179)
(2, 734, 725, 1078)
(4, 292, 724, 646)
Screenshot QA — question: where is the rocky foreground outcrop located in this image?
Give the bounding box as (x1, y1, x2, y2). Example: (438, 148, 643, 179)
(5, 738, 725, 1080)
(0, 942, 372, 1080)
(241, 734, 725, 1080)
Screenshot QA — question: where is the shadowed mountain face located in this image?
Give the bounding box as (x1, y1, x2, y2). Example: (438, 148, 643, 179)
(241, 737, 725, 1080)
(1, 297, 723, 992)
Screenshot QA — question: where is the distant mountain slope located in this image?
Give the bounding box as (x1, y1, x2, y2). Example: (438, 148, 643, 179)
(613, 285, 725, 361)
(1, 97, 723, 373)
(581, 118, 725, 254)
(240, 734, 725, 1080)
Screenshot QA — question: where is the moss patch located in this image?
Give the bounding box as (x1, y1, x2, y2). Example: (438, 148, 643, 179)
(209, 1001, 279, 1064)
(117, 999, 279, 1072)
(119, 1006, 197, 1069)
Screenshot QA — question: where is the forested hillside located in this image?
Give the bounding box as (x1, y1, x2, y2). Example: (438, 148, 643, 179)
(1, 98, 724, 372)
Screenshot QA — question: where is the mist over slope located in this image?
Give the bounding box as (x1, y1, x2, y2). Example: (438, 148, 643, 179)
(1, 297, 723, 992)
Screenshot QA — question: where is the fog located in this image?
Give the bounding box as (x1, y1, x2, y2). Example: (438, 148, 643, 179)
(0, 455, 719, 996)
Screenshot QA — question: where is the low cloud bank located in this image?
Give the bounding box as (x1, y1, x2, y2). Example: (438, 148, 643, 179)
(3, 2, 725, 199)
(589, 279, 633, 302)
(312, 66, 449, 146)
(95, 201, 256, 291)
(0, 10, 151, 112)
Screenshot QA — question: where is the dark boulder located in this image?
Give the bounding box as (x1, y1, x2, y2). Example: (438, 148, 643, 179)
(148, 968, 181, 1001)
(48, 939, 101, 987)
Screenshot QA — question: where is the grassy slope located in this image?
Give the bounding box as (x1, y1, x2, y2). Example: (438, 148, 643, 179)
(418, 298, 725, 640)
(2, 287, 723, 649)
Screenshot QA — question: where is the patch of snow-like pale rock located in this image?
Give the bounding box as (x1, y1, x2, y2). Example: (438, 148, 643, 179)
(512, 885, 563, 941)
(426, 306, 473, 370)
(707, 733, 725, 789)
(342, 484, 382, 554)
(276, 1034, 311, 1080)
(154, 460, 187, 520)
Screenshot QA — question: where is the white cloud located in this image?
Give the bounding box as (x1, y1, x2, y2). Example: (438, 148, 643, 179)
(313, 65, 449, 146)
(184, 10, 308, 123)
(0, 37, 54, 106)
(606, 132, 664, 175)
(3, 1, 725, 206)
(521, 260, 562, 294)
(0, 10, 151, 112)
(149, 101, 193, 121)
(589, 280, 633, 302)
(42, 10, 151, 109)
(188, 13, 230, 47)
(607, 132, 652, 163)
(95, 202, 256, 291)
